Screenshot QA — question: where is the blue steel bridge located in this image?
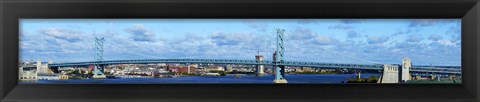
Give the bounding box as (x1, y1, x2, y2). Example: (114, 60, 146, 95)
(22, 29, 461, 83)
(44, 59, 461, 74)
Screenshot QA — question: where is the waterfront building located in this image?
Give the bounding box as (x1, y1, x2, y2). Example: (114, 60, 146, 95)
(186, 64, 198, 74)
(37, 73, 60, 80)
(285, 67, 295, 72)
(59, 74, 69, 80)
(302, 67, 314, 72)
(205, 66, 225, 72)
(36, 59, 52, 74)
(414, 76, 430, 80)
(127, 71, 154, 76)
(177, 67, 195, 74)
(19, 67, 37, 80)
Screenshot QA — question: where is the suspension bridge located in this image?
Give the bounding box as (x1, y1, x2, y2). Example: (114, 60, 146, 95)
(22, 29, 461, 83)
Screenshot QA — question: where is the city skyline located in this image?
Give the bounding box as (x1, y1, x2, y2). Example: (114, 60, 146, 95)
(20, 19, 461, 66)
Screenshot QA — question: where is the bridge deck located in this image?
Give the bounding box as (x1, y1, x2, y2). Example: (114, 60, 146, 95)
(21, 59, 460, 74)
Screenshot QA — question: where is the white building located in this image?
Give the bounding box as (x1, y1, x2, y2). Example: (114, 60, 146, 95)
(205, 66, 225, 72)
(36, 60, 51, 74)
(19, 67, 37, 80)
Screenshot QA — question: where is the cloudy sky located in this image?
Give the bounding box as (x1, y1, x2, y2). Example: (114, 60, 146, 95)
(20, 19, 461, 66)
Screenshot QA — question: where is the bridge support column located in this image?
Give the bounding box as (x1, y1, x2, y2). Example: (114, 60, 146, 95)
(273, 66, 287, 83)
(255, 54, 265, 76)
(379, 64, 399, 83)
(226, 64, 233, 72)
(357, 71, 361, 79)
(256, 65, 265, 76)
(92, 65, 106, 79)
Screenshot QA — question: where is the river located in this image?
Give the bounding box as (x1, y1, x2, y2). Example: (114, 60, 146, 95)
(20, 73, 380, 84)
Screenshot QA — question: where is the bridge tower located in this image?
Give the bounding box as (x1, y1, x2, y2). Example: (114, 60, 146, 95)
(401, 57, 411, 82)
(255, 51, 265, 76)
(93, 37, 107, 79)
(379, 64, 399, 83)
(273, 29, 287, 83)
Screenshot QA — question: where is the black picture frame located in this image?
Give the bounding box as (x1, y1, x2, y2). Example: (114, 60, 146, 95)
(1, 0, 479, 102)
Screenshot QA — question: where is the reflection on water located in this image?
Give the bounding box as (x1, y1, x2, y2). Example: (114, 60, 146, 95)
(20, 74, 380, 84)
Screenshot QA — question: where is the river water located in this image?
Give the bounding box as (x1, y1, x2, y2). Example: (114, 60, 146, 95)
(20, 73, 380, 84)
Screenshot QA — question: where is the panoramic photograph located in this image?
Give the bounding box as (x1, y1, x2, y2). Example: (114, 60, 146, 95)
(18, 19, 461, 84)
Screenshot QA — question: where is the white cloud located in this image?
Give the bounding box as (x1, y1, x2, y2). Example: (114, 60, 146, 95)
(428, 34, 443, 41)
(297, 19, 317, 24)
(242, 20, 268, 32)
(367, 36, 389, 44)
(406, 35, 423, 42)
(125, 24, 156, 42)
(408, 19, 439, 27)
(210, 32, 253, 46)
(328, 24, 354, 30)
(346, 30, 360, 38)
(290, 27, 318, 40)
(436, 40, 456, 47)
(313, 35, 338, 45)
(340, 19, 364, 24)
(40, 28, 86, 42)
(446, 26, 461, 42)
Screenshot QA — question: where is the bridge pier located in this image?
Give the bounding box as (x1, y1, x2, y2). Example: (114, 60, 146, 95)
(379, 64, 399, 83)
(226, 64, 233, 72)
(401, 57, 412, 82)
(255, 54, 265, 76)
(357, 71, 361, 79)
(92, 65, 106, 79)
(273, 66, 287, 83)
